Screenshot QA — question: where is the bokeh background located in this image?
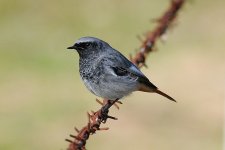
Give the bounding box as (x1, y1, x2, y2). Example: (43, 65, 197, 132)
(0, 0, 224, 150)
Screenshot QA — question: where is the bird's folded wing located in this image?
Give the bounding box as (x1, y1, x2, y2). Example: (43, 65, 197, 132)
(127, 65, 157, 89)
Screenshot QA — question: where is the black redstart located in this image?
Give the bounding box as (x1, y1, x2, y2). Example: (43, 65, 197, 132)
(68, 37, 175, 102)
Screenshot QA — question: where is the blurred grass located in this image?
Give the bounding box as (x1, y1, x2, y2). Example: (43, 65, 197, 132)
(0, 0, 224, 150)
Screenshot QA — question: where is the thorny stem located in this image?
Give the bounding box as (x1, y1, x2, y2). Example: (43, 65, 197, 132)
(66, 0, 185, 149)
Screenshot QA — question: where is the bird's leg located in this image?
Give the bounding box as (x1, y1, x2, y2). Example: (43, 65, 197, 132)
(100, 99, 120, 123)
(102, 99, 118, 112)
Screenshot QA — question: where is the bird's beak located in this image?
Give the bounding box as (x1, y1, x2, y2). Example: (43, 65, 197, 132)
(67, 46, 75, 49)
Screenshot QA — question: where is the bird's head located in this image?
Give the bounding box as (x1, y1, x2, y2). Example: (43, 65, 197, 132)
(67, 37, 109, 57)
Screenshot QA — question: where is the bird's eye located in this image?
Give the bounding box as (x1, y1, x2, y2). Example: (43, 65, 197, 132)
(85, 43, 90, 47)
(78, 42, 91, 49)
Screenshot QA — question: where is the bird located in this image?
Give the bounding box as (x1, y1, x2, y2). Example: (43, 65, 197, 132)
(68, 36, 176, 102)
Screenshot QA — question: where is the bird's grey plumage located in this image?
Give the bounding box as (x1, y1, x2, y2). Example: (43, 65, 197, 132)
(68, 36, 175, 102)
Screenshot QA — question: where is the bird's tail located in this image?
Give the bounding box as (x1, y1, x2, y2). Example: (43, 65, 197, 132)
(138, 83, 176, 102)
(155, 89, 176, 102)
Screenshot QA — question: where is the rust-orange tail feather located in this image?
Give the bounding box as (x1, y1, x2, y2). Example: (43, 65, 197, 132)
(138, 82, 176, 102)
(155, 89, 176, 102)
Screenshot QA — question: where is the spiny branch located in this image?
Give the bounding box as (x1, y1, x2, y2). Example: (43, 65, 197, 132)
(131, 0, 185, 67)
(66, 0, 185, 150)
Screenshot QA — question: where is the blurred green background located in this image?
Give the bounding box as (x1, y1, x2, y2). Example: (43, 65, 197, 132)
(0, 0, 224, 150)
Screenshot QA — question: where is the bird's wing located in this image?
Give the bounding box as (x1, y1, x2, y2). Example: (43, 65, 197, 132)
(106, 53, 158, 90)
(126, 64, 157, 89)
(99, 52, 175, 101)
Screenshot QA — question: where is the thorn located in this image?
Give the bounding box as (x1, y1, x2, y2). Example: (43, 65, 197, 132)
(99, 127, 109, 130)
(143, 63, 148, 68)
(70, 134, 76, 138)
(87, 112, 91, 119)
(136, 35, 143, 42)
(113, 103, 120, 110)
(107, 115, 118, 120)
(91, 110, 95, 115)
(74, 127, 80, 133)
(150, 18, 160, 23)
(70, 134, 82, 140)
(96, 99, 103, 106)
(65, 139, 74, 143)
(87, 112, 92, 123)
(116, 101, 123, 104)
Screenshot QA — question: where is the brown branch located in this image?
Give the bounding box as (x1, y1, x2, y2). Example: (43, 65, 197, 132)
(131, 0, 185, 67)
(66, 0, 185, 150)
